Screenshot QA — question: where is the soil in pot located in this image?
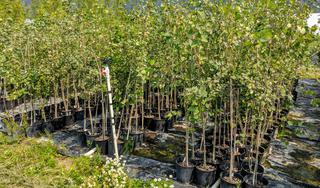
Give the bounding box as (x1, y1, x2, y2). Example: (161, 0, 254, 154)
(176, 158, 195, 184)
(107, 138, 124, 157)
(241, 162, 264, 178)
(130, 131, 144, 148)
(149, 118, 165, 132)
(194, 164, 216, 187)
(244, 174, 269, 188)
(95, 136, 109, 155)
(221, 173, 243, 188)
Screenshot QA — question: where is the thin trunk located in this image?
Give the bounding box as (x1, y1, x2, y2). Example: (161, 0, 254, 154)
(84, 99, 87, 131)
(203, 113, 208, 166)
(185, 122, 189, 166)
(61, 81, 68, 113)
(212, 111, 217, 162)
(54, 84, 58, 119)
(126, 105, 134, 140)
(229, 79, 234, 179)
(73, 79, 80, 110)
(141, 83, 145, 130)
(157, 87, 161, 119)
(253, 119, 263, 185)
(88, 95, 94, 134)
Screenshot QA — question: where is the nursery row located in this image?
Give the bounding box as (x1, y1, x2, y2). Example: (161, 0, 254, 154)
(0, 0, 319, 187)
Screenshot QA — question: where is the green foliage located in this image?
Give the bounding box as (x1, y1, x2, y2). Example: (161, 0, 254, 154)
(310, 98, 320, 107)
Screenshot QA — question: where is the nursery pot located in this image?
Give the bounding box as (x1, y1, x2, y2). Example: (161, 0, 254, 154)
(42, 121, 54, 133)
(74, 109, 85, 121)
(194, 164, 216, 187)
(107, 138, 124, 157)
(244, 174, 269, 188)
(252, 146, 267, 164)
(175, 158, 195, 184)
(85, 132, 100, 148)
(149, 118, 166, 132)
(241, 162, 264, 178)
(130, 131, 144, 148)
(51, 117, 65, 130)
(165, 118, 174, 132)
(208, 158, 221, 179)
(76, 129, 87, 147)
(144, 115, 154, 128)
(26, 121, 44, 137)
(95, 136, 109, 155)
(221, 173, 243, 188)
(62, 111, 74, 126)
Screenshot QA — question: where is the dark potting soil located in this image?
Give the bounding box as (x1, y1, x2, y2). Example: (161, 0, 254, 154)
(196, 164, 216, 171)
(178, 161, 195, 168)
(223, 176, 242, 185)
(95, 135, 109, 141)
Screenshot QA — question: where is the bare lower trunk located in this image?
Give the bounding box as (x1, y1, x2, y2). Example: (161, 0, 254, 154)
(185, 123, 189, 166)
(61, 81, 68, 113)
(54, 84, 58, 119)
(126, 105, 134, 140)
(229, 79, 234, 179)
(88, 95, 94, 134)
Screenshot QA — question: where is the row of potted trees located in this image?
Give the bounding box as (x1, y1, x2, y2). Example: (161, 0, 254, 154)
(0, 0, 319, 187)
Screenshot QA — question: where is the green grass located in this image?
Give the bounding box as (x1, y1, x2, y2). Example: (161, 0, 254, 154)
(298, 65, 320, 80)
(0, 134, 105, 188)
(0, 133, 173, 188)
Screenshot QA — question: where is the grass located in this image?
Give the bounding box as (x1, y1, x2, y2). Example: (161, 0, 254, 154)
(0, 134, 105, 188)
(298, 65, 320, 80)
(0, 133, 173, 188)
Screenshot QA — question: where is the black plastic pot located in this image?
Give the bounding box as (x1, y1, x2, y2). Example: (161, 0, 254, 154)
(241, 162, 264, 178)
(208, 158, 221, 180)
(252, 146, 267, 164)
(26, 121, 44, 137)
(95, 136, 109, 155)
(130, 131, 144, 148)
(107, 138, 124, 157)
(144, 116, 154, 129)
(149, 118, 166, 132)
(165, 118, 174, 132)
(63, 113, 74, 126)
(244, 175, 269, 188)
(74, 110, 84, 121)
(42, 121, 54, 133)
(51, 117, 65, 130)
(175, 159, 195, 184)
(85, 132, 100, 148)
(220, 173, 243, 188)
(194, 165, 216, 187)
(76, 129, 87, 147)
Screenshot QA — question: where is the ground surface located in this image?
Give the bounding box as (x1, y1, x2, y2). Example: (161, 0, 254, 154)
(265, 79, 320, 188)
